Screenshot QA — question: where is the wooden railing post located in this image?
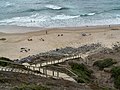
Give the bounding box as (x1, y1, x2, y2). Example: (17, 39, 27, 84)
(7, 68, 10, 71)
(45, 69, 47, 77)
(43, 68, 45, 74)
(40, 63, 41, 67)
(51, 60, 52, 64)
(1, 67, 3, 71)
(54, 60, 55, 64)
(57, 71, 59, 78)
(33, 66, 35, 71)
(35, 64, 37, 67)
(4, 67, 7, 71)
(39, 67, 40, 72)
(52, 71, 54, 76)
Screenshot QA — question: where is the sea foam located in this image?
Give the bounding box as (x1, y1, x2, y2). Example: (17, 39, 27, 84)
(0, 13, 48, 26)
(45, 5, 63, 10)
(80, 13, 96, 17)
(5, 2, 15, 7)
(52, 14, 80, 20)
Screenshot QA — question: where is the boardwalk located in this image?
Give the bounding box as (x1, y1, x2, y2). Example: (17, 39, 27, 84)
(0, 60, 76, 82)
(22, 54, 82, 67)
(0, 51, 93, 82)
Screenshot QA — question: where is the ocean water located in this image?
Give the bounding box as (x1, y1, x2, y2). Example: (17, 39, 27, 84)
(0, 0, 120, 27)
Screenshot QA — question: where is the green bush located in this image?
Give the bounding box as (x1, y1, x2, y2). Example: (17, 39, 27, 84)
(12, 85, 50, 90)
(0, 61, 10, 67)
(114, 76, 120, 89)
(111, 66, 120, 78)
(111, 66, 120, 89)
(0, 57, 11, 62)
(69, 63, 93, 83)
(0, 57, 12, 67)
(93, 58, 116, 70)
(0, 57, 30, 71)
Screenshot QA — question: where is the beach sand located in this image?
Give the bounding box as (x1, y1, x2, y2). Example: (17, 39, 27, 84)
(1, 25, 120, 60)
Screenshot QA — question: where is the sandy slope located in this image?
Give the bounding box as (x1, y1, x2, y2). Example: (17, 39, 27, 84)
(0, 25, 120, 60)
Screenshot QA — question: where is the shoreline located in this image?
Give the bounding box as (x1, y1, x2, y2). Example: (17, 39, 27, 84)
(0, 24, 120, 34)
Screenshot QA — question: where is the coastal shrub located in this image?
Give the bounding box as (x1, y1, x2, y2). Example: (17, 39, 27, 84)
(0, 61, 10, 67)
(12, 84, 50, 90)
(0, 78, 9, 83)
(89, 83, 116, 90)
(101, 87, 117, 90)
(111, 66, 120, 89)
(93, 58, 116, 70)
(0, 57, 12, 67)
(111, 66, 120, 78)
(0, 57, 11, 62)
(114, 76, 120, 89)
(0, 57, 30, 70)
(69, 63, 93, 83)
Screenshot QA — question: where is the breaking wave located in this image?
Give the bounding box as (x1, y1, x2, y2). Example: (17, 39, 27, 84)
(21, 5, 68, 13)
(45, 4, 67, 10)
(80, 13, 96, 17)
(0, 13, 48, 26)
(52, 14, 80, 20)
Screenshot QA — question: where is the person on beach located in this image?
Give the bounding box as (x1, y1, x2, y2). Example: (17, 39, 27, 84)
(46, 31, 47, 34)
(61, 34, 63, 36)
